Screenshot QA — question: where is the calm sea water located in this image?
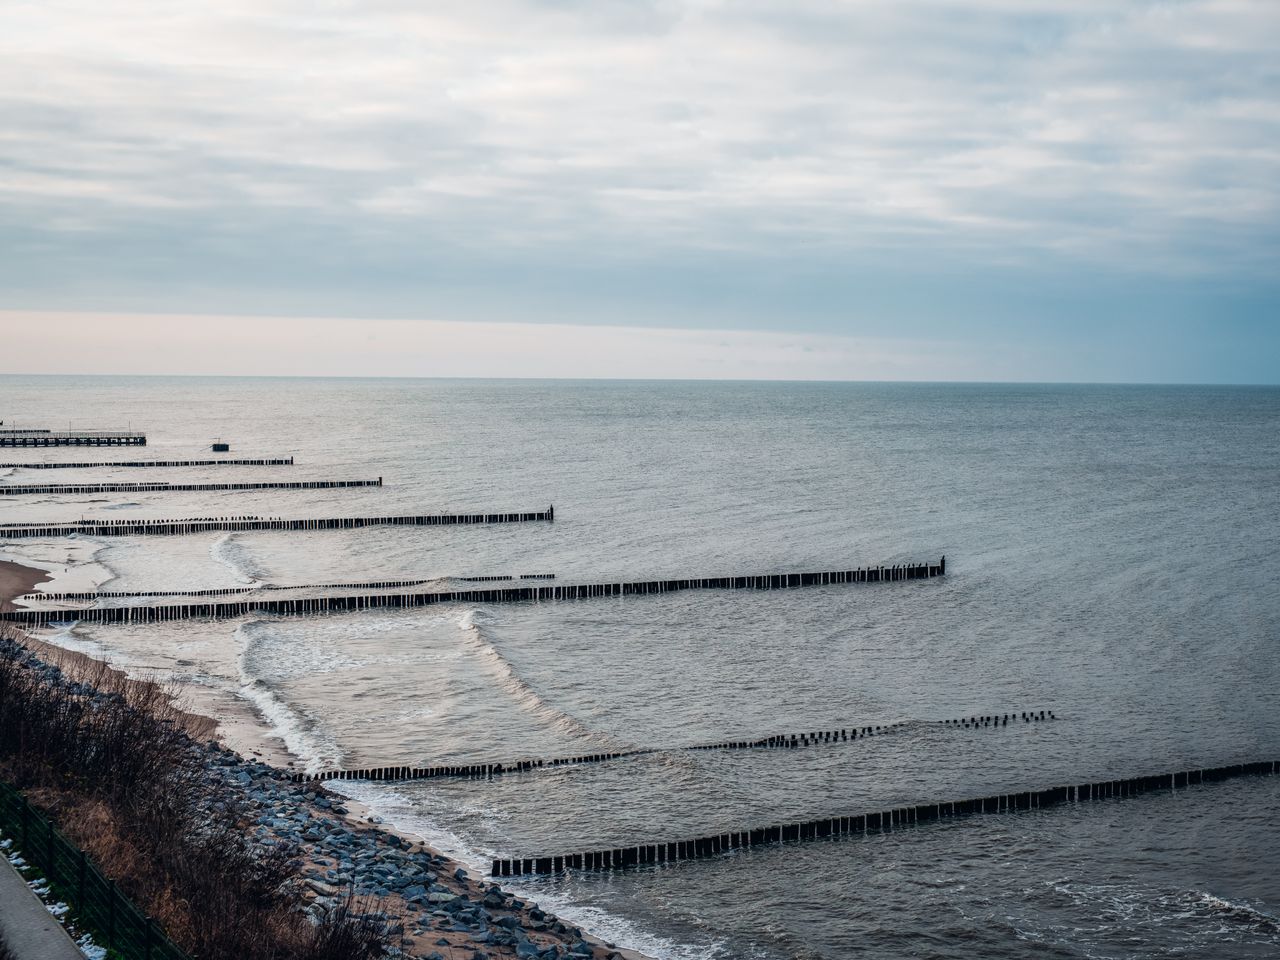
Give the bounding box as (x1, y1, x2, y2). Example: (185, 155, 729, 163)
(2, 376, 1278, 959)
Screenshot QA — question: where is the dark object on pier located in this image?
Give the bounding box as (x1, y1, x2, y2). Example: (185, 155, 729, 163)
(0, 431, 146, 447)
(211, 442, 230, 452)
(2, 558, 946, 626)
(491, 760, 1280, 877)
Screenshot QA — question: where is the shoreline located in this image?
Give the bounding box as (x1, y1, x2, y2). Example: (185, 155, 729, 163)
(0, 557, 652, 960)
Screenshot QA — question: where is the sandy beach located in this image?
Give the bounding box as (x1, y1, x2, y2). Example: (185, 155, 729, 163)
(0, 556, 649, 960)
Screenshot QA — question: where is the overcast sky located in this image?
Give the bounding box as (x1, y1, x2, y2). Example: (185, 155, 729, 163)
(1, 1, 1276, 381)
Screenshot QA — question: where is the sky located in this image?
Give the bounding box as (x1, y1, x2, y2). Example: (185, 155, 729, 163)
(1, 0, 1277, 382)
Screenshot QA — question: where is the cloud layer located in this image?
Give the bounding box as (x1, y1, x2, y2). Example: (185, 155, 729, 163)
(1, 1, 1277, 379)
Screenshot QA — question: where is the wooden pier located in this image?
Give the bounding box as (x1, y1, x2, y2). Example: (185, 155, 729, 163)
(0, 478, 382, 496)
(490, 760, 1279, 877)
(0, 458, 295, 470)
(297, 710, 1053, 786)
(0, 431, 146, 447)
(0, 559, 945, 625)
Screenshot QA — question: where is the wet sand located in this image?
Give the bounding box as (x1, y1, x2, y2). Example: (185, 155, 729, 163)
(0, 559, 49, 612)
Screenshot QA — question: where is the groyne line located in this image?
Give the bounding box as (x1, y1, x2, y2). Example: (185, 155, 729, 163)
(0, 458, 295, 469)
(298, 709, 1053, 786)
(0, 505, 554, 539)
(0, 431, 146, 447)
(491, 760, 1280, 877)
(0, 478, 382, 495)
(22, 574, 557, 602)
(0, 559, 945, 626)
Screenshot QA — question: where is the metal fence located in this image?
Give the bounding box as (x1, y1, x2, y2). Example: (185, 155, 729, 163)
(0, 781, 190, 960)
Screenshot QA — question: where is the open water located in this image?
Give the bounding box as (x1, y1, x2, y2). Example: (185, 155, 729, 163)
(1, 376, 1278, 959)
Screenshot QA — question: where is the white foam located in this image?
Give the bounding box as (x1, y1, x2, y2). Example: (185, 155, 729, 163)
(210, 532, 266, 585)
(457, 608, 618, 746)
(325, 779, 722, 960)
(234, 621, 343, 773)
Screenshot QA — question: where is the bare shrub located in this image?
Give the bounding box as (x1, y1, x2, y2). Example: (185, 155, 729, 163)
(0, 628, 386, 960)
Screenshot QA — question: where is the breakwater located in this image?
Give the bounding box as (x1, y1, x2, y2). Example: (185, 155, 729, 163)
(0, 506, 554, 539)
(0, 428, 51, 433)
(0, 458, 295, 469)
(0, 559, 944, 625)
(21, 574, 557, 602)
(298, 710, 1053, 785)
(491, 760, 1280, 877)
(0, 478, 382, 495)
(0, 431, 146, 447)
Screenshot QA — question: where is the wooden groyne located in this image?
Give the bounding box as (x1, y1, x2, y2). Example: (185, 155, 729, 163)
(0, 506, 554, 540)
(0, 478, 382, 495)
(0, 458, 295, 470)
(22, 574, 556, 602)
(490, 760, 1280, 877)
(0, 431, 146, 447)
(297, 710, 1053, 786)
(0, 558, 944, 627)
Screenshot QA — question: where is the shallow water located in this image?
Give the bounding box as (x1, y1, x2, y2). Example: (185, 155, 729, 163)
(1, 377, 1277, 959)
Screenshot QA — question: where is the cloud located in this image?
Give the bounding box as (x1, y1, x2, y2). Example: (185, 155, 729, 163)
(0, 0, 1276, 382)
(3, 2, 1276, 255)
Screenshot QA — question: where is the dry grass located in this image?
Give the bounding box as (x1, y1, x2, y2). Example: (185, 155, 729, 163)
(0, 628, 387, 960)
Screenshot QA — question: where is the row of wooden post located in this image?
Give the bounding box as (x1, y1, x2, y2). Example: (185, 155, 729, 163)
(0, 506, 553, 539)
(0, 433, 146, 447)
(24, 574, 557, 602)
(296, 709, 1051, 786)
(0, 458, 295, 469)
(1, 560, 944, 626)
(491, 760, 1279, 877)
(0, 478, 382, 495)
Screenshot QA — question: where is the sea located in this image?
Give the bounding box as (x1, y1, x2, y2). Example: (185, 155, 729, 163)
(1, 376, 1278, 960)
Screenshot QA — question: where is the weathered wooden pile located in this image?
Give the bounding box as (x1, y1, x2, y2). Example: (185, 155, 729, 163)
(491, 760, 1280, 876)
(298, 710, 1054, 785)
(0, 560, 945, 625)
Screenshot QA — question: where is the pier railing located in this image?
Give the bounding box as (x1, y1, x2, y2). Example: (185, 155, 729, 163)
(0, 559, 945, 626)
(0, 780, 189, 959)
(490, 760, 1279, 877)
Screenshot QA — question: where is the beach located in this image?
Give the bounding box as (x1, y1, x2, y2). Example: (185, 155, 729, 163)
(0, 556, 647, 960)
